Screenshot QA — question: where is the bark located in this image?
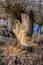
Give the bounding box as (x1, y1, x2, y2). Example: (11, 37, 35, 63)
(13, 13, 33, 46)
(21, 13, 33, 36)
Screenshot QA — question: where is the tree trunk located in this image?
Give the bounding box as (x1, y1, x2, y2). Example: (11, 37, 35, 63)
(21, 13, 33, 36)
(13, 13, 33, 46)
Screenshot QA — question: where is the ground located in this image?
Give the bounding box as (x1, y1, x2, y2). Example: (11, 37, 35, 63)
(0, 38, 43, 65)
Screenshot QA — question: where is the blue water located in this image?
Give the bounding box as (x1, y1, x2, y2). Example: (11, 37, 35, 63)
(33, 23, 43, 35)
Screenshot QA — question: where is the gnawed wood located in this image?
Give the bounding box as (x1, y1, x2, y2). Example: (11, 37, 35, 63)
(13, 20, 37, 48)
